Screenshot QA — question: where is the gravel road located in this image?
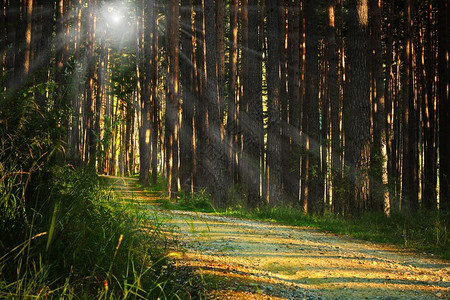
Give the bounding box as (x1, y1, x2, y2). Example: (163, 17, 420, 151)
(110, 176, 450, 300)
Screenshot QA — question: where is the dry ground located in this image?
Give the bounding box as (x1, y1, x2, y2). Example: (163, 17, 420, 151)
(109, 176, 450, 300)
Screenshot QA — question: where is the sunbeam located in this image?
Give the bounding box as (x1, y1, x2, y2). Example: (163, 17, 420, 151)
(96, 0, 137, 48)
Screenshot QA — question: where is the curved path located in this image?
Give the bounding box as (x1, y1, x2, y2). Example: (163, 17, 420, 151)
(107, 176, 450, 299)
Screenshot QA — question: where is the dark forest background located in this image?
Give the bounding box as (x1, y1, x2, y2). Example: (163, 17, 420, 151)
(1, 0, 450, 218)
(1, 0, 449, 297)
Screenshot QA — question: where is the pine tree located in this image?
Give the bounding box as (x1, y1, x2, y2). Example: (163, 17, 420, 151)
(266, 0, 283, 205)
(344, 0, 371, 214)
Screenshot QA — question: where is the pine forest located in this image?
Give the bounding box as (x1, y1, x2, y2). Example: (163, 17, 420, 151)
(1, 0, 449, 298)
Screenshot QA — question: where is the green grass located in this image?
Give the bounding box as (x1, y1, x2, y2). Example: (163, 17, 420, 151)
(1, 167, 203, 299)
(134, 174, 168, 194)
(154, 182, 449, 260)
(160, 189, 217, 213)
(223, 206, 450, 259)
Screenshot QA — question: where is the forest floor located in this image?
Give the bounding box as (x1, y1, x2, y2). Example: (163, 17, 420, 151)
(108, 176, 450, 299)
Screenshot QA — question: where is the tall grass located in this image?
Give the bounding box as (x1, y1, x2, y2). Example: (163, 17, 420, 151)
(0, 166, 200, 299)
(1, 70, 202, 298)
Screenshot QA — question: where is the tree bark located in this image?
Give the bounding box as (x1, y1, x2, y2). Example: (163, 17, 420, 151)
(138, 0, 151, 185)
(326, 0, 341, 214)
(287, 0, 300, 206)
(227, 0, 239, 184)
(243, 0, 263, 209)
(304, 0, 321, 213)
(216, 0, 226, 121)
(369, 0, 389, 213)
(279, 0, 289, 204)
(180, 0, 195, 195)
(344, 0, 371, 215)
(421, 2, 437, 210)
(69, 0, 83, 165)
(266, 0, 283, 205)
(401, 0, 419, 211)
(166, 0, 180, 198)
(203, 0, 229, 207)
(193, 0, 205, 190)
(438, 0, 450, 211)
(151, 6, 159, 185)
(84, 0, 96, 165)
(384, 0, 395, 212)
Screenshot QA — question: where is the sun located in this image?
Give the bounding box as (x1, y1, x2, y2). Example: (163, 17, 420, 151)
(107, 7, 123, 27)
(96, 1, 137, 47)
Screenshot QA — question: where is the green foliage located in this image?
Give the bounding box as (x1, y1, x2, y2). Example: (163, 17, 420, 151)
(97, 115, 121, 167)
(111, 53, 137, 103)
(0, 166, 199, 298)
(161, 182, 252, 212)
(134, 173, 168, 197)
(151, 174, 168, 193)
(228, 206, 450, 260)
(179, 189, 215, 212)
(163, 184, 450, 260)
(162, 189, 216, 213)
(226, 183, 247, 211)
(0, 81, 65, 225)
(1, 83, 200, 298)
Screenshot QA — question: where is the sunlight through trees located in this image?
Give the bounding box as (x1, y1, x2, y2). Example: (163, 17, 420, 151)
(1, 0, 449, 217)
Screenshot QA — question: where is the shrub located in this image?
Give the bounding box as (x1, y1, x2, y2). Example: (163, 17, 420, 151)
(0, 166, 197, 299)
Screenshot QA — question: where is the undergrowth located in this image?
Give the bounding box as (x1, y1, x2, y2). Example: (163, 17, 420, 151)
(158, 182, 450, 260)
(0, 166, 201, 299)
(227, 206, 450, 260)
(165, 189, 216, 213)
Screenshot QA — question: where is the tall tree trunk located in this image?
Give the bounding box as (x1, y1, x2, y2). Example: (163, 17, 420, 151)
(1, 1, 6, 89)
(55, 0, 66, 101)
(139, 0, 157, 185)
(69, 0, 83, 165)
(23, 0, 33, 76)
(393, 45, 402, 206)
(13, 0, 26, 85)
(125, 99, 134, 175)
(203, 0, 228, 207)
(0, 0, 6, 82)
(321, 38, 330, 211)
(227, 0, 239, 184)
(266, 0, 283, 205)
(5, 0, 19, 94)
(215, 0, 226, 121)
(259, 0, 266, 205)
(421, 2, 437, 209)
(95, 36, 105, 172)
(438, 0, 450, 211)
(84, 0, 96, 165)
(180, 0, 195, 195)
(401, 0, 418, 211)
(103, 48, 112, 174)
(344, 0, 371, 215)
(151, 7, 159, 185)
(167, 0, 180, 198)
(193, 0, 205, 190)
(304, 0, 321, 214)
(279, 1, 289, 203)
(138, 0, 150, 185)
(286, 0, 300, 206)
(384, 0, 395, 212)
(240, 0, 249, 188)
(242, 0, 263, 209)
(326, 0, 341, 214)
(369, 0, 389, 213)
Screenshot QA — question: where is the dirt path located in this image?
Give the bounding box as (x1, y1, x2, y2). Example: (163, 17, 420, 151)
(108, 176, 450, 299)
